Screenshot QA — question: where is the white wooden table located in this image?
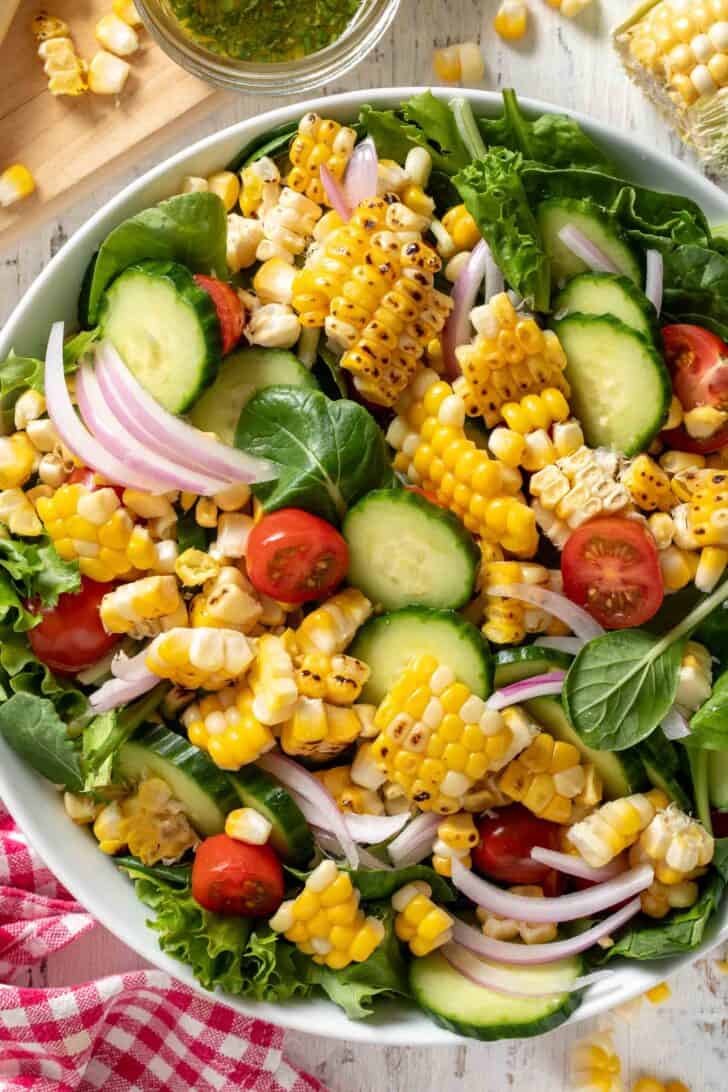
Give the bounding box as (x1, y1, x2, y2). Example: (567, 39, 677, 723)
(1, 1, 727, 1087)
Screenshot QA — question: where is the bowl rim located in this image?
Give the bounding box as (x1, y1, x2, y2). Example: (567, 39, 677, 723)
(2, 86, 728, 1047)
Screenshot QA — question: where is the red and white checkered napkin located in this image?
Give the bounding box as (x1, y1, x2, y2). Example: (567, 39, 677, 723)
(0, 802, 327, 1092)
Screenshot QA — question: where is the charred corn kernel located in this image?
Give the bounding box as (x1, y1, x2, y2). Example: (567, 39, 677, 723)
(499, 733, 600, 824)
(100, 575, 185, 637)
(315, 765, 384, 814)
(432, 42, 485, 84)
(295, 589, 372, 655)
(659, 544, 698, 591)
(392, 881, 454, 955)
(621, 454, 675, 511)
(280, 698, 363, 760)
(441, 205, 481, 252)
(31, 13, 70, 38)
(674, 468, 728, 546)
(95, 12, 139, 55)
(454, 294, 569, 426)
(287, 113, 357, 205)
(0, 433, 37, 489)
(88, 51, 130, 95)
(294, 650, 370, 705)
(630, 804, 713, 886)
(147, 627, 255, 690)
(480, 561, 561, 644)
(0, 488, 41, 537)
(182, 684, 275, 769)
(93, 801, 127, 855)
(120, 778, 200, 865)
(37, 483, 136, 580)
(270, 860, 385, 968)
(369, 655, 537, 814)
(432, 813, 479, 876)
(257, 187, 321, 263)
(494, 0, 528, 40)
(676, 641, 713, 713)
(567, 791, 668, 868)
(531, 445, 631, 534)
(191, 565, 262, 633)
(646, 981, 672, 1004)
(226, 214, 264, 273)
(401, 183, 435, 219)
(461, 774, 512, 812)
(239, 157, 281, 218)
(387, 371, 538, 555)
(225, 806, 272, 844)
(249, 633, 298, 724)
(175, 548, 220, 586)
(64, 792, 102, 825)
(477, 887, 558, 944)
(112, 0, 143, 25)
(570, 1032, 622, 1092)
(34, 17, 87, 95)
(204, 170, 239, 212)
(0, 165, 36, 208)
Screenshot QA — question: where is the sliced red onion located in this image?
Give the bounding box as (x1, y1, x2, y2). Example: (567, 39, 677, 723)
(441, 240, 491, 379)
(344, 136, 378, 210)
(450, 857, 654, 923)
(486, 672, 565, 712)
(320, 164, 353, 221)
(344, 811, 409, 843)
(645, 249, 663, 315)
(111, 646, 154, 683)
(76, 648, 118, 685)
(534, 636, 585, 655)
(557, 225, 621, 275)
(484, 246, 504, 303)
(442, 942, 611, 998)
(662, 707, 691, 741)
(95, 342, 274, 485)
(311, 829, 394, 870)
(387, 812, 440, 868)
(258, 752, 358, 868)
(530, 847, 625, 883)
(357, 846, 394, 871)
(451, 898, 642, 966)
(89, 672, 159, 713)
(486, 583, 604, 642)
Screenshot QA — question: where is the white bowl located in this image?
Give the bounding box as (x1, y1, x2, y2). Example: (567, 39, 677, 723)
(1, 88, 727, 1046)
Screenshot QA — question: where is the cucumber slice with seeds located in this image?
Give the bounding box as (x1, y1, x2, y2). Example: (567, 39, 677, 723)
(554, 273, 655, 339)
(537, 198, 641, 286)
(227, 764, 314, 865)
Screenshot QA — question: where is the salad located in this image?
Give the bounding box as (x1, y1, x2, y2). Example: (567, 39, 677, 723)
(2, 89, 728, 1044)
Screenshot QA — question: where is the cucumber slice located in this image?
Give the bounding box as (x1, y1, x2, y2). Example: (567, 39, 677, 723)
(351, 607, 492, 704)
(708, 750, 728, 810)
(189, 347, 318, 445)
(227, 764, 314, 866)
(537, 198, 641, 286)
(553, 313, 671, 455)
(98, 260, 221, 414)
(410, 950, 582, 1041)
(343, 489, 479, 611)
(524, 696, 646, 798)
(494, 646, 574, 688)
(554, 273, 655, 340)
(117, 725, 239, 836)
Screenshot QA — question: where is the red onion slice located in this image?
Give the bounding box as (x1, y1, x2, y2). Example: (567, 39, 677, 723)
(450, 857, 654, 923)
(320, 165, 353, 221)
(484, 246, 504, 303)
(111, 646, 154, 683)
(95, 343, 274, 485)
(89, 672, 159, 713)
(387, 812, 440, 868)
(344, 811, 409, 843)
(442, 942, 610, 997)
(344, 136, 378, 210)
(530, 847, 625, 883)
(311, 829, 394, 870)
(557, 225, 621, 275)
(534, 636, 585, 655)
(441, 240, 491, 379)
(486, 672, 565, 711)
(486, 583, 605, 642)
(451, 898, 642, 966)
(662, 707, 691, 741)
(645, 249, 663, 315)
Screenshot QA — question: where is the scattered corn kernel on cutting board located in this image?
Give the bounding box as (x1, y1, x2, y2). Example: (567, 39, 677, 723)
(0, 0, 227, 247)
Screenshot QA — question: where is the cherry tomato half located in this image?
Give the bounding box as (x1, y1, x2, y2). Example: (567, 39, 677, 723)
(661, 324, 728, 453)
(472, 805, 563, 894)
(561, 516, 664, 629)
(194, 274, 245, 355)
(27, 577, 120, 674)
(68, 466, 125, 500)
(246, 508, 348, 604)
(192, 834, 284, 917)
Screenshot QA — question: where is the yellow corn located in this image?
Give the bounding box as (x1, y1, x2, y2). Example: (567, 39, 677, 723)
(499, 732, 601, 824)
(432, 42, 485, 84)
(191, 566, 262, 633)
(432, 813, 479, 876)
(621, 454, 676, 511)
(257, 187, 321, 263)
(0, 165, 36, 209)
(175, 548, 220, 587)
(112, 0, 143, 26)
(570, 1032, 623, 1092)
(387, 371, 538, 555)
(295, 589, 372, 655)
(239, 157, 281, 218)
(487, 389, 575, 471)
(182, 685, 275, 770)
(476, 887, 558, 944)
(225, 806, 272, 844)
(646, 981, 672, 1005)
(270, 859, 385, 969)
(629, 806, 714, 887)
(392, 881, 454, 956)
(93, 779, 199, 863)
(206, 171, 240, 212)
(64, 792, 102, 825)
(95, 12, 139, 55)
(248, 633, 298, 724)
(287, 113, 357, 206)
(126, 525, 178, 575)
(441, 204, 481, 252)
(146, 627, 255, 690)
(494, 0, 528, 40)
(294, 650, 370, 704)
(36, 483, 136, 582)
(0, 433, 37, 489)
(33, 15, 87, 95)
(566, 789, 669, 868)
(461, 774, 512, 812)
(92, 801, 127, 855)
(0, 489, 42, 536)
(280, 698, 363, 760)
(679, 468, 728, 546)
(480, 561, 567, 644)
(696, 544, 728, 591)
(675, 641, 713, 714)
(454, 293, 569, 427)
(369, 654, 538, 814)
(659, 544, 699, 592)
(530, 445, 631, 538)
(641, 877, 701, 919)
(315, 765, 385, 815)
(100, 575, 186, 637)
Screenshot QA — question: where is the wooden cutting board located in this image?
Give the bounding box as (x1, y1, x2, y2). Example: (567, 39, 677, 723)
(0, 0, 228, 248)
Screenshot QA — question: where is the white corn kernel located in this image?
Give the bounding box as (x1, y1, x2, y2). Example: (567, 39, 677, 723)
(404, 147, 432, 188)
(95, 13, 139, 56)
(26, 417, 60, 453)
(14, 390, 46, 430)
(227, 214, 264, 273)
(225, 807, 272, 845)
(247, 303, 300, 349)
(445, 251, 471, 282)
(392, 881, 430, 912)
(88, 50, 131, 94)
(307, 859, 339, 893)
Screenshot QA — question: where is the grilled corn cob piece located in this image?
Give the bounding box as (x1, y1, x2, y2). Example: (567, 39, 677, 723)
(146, 627, 255, 690)
(480, 561, 567, 644)
(257, 188, 321, 264)
(248, 633, 298, 724)
(0, 165, 36, 209)
(287, 113, 357, 205)
(566, 789, 669, 868)
(680, 468, 728, 546)
(392, 881, 454, 956)
(454, 294, 569, 426)
(476, 887, 558, 944)
(294, 650, 370, 704)
(0, 488, 42, 536)
(315, 765, 385, 815)
(279, 697, 364, 760)
(570, 1032, 623, 1092)
(239, 157, 281, 218)
(369, 655, 538, 814)
(294, 589, 372, 655)
(432, 813, 479, 877)
(530, 446, 631, 540)
(630, 806, 714, 886)
(498, 732, 601, 824)
(270, 859, 385, 969)
(33, 14, 87, 95)
(182, 684, 275, 770)
(36, 483, 136, 581)
(487, 389, 576, 471)
(621, 454, 675, 511)
(387, 370, 539, 555)
(675, 641, 713, 714)
(93, 779, 199, 864)
(100, 575, 186, 637)
(191, 565, 262, 634)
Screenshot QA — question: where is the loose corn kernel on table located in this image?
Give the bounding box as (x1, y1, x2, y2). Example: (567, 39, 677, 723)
(1, 0, 727, 1087)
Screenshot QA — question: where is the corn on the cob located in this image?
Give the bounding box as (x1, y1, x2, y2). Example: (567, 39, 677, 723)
(293, 650, 370, 704)
(566, 789, 669, 868)
(387, 370, 539, 554)
(461, 774, 512, 812)
(621, 454, 676, 512)
(287, 113, 357, 206)
(33, 14, 87, 95)
(257, 188, 322, 264)
(99, 575, 186, 637)
(432, 813, 479, 876)
(182, 684, 275, 769)
(454, 294, 569, 426)
(225, 806, 272, 845)
(93, 779, 199, 863)
(270, 859, 385, 969)
(494, 0, 529, 40)
(487, 388, 576, 470)
(630, 805, 714, 886)
(0, 165, 36, 209)
(476, 887, 558, 944)
(675, 641, 713, 714)
(432, 42, 485, 84)
(570, 1032, 623, 1092)
(369, 655, 538, 814)
(392, 881, 454, 956)
(480, 561, 567, 644)
(674, 468, 728, 546)
(191, 565, 263, 633)
(295, 589, 372, 655)
(248, 633, 298, 724)
(530, 445, 631, 540)
(498, 732, 602, 824)
(239, 157, 281, 218)
(36, 483, 136, 581)
(280, 697, 364, 760)
(0, 488, 42, 536)
(146, 627, 255, 690)
(315, 765, 385, 815)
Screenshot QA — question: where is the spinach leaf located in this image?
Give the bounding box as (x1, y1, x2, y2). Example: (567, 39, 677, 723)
(454, 149, 550, 311)
(314, 344, 348, 399)
(117, 857, 191, 886)
(226, 119, 298, 172)
(404, 92, 471, 165)
(84, 192, 228, 324)
(695, 599, 728, 665)
(359, 103, 469, 176)
(81, 685, 167, 791)
(663, 244, 728, 328)
(347, 864, 455, 904)
(690, 668, 728, 749)
(0, 627, 86, 717)
(0, 693, 83, 790)
(176, 508, 210, 553)
(234, 385, 391, 524)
